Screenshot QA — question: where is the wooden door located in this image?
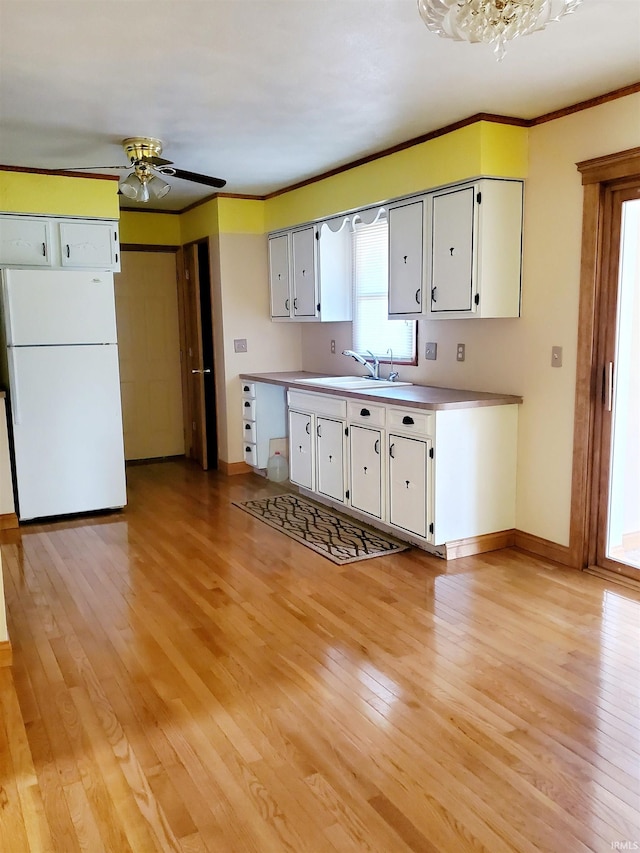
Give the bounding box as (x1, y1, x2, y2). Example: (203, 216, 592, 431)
(591, 185, 640, 581)
(182, 244, 208, 468)
(115, 251, 185, 461)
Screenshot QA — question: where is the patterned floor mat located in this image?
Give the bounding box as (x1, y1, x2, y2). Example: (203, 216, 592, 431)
(233, 493, 410, 565)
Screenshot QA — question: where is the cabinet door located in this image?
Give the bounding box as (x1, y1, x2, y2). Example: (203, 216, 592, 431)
(59, 221, 119, 269)
(316, 417, 345, 502)
(289, 410, 314, 490)
(292, 227, 317, 318)
(388, 201, 424, 316)
(269, 234, 291, 318)
(430, 186, 475, 313)
(388, 434, 430, 538)
(0, 217, 51, 266)
(349, 425, 383, 518)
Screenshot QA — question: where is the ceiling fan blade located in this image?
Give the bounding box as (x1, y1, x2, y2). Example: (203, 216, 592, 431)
(172, 168, 226, 189)
(145, 156, 174, 167)
(49, 165, 129, 171)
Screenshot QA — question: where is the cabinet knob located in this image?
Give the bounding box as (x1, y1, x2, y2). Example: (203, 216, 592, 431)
(402, 416, 414, 425)
(360, 408, 370, 417)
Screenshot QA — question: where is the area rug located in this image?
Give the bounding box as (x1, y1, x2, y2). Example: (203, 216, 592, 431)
(233, 493, 410, 565)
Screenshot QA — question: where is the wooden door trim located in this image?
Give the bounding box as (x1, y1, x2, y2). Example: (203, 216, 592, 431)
(570, 148, 640, 570)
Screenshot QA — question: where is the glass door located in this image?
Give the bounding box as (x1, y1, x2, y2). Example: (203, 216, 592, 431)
(596, 192, 640, 579)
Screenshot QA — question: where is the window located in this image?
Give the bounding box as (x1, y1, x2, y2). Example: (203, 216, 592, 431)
(351, 211, 417, 363)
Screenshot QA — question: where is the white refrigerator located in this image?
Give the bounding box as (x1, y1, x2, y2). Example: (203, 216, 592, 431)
(1, 268, 127, 521)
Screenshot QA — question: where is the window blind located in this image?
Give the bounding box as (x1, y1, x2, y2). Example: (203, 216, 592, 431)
(351, 213, 416, 362)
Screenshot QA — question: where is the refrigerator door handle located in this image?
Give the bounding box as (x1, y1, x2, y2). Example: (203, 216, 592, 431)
(2, 279, 15, 345)
(7, 348, 21, 425)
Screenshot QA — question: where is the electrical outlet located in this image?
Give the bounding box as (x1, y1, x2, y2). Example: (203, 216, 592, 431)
(456, 343, 466, 362)
(234, 338, 247, 353)
(551, 346, 563, 367)
(330, 340, 336, 354)
(425, 342, 437, 361)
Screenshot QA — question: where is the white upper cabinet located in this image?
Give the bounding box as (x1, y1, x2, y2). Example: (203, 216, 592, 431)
(0, 216, 52, 267)
(59, 221, 120, 270)
(291, 226, 317, 317)
(0, 215, 120, 271)
(268, 233, 291, 318)
(268, 217, 351, 323)
(426, 178, 523, 319)
(388, 199, 424, 316)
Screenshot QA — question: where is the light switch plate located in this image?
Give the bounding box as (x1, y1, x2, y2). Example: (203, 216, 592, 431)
(425, 342, 437, 361)
(234, 338, 248, 353)
(551, 346, 562, 367)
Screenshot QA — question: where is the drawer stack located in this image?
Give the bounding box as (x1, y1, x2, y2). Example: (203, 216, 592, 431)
(240, 380, 287, 470)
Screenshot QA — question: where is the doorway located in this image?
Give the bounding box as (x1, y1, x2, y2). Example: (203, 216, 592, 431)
(574, 148, 640, 583)
(181, 240, 218, 470)
(593, 190, 640, 579)
(115, 250, 185, 461)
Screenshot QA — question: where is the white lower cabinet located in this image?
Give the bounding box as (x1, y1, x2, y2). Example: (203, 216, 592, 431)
(349, 425, 383, 519)
(289, 410, 315, 490)
(316, 417, 346, 502)
(288, 388, 518, 554)
(388, 434, 431, 540)
(240, 380, 287, 471)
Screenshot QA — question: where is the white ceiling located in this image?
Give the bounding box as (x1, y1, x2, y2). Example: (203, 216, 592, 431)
(0, 0, 638, 212)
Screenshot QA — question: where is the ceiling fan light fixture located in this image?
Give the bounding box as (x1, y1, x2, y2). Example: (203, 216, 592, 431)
(417, 0, 583, 59)
(119, 172, 143, 199)
(147, 175, 171, 199)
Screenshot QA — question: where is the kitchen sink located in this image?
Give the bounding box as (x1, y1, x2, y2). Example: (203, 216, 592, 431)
(292, 376, 412, 390)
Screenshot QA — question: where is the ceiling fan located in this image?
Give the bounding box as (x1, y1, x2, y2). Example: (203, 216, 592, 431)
(56, 137, 226, 202)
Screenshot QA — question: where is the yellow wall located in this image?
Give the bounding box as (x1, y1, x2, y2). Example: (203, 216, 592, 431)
(265, 121, 528, 231)
(0, 170, 119, 219)
(119, 211, 182, 245)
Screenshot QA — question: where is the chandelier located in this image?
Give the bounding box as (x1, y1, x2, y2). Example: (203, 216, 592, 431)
(417, 0, 583, 60)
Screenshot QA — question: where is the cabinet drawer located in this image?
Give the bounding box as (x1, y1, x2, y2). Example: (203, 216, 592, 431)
(243, 420, 257, 443)
(287, 390, 347, 419)
(243, 442, 257, 467)
(387, 407, 434, 436)
(241, 398, 256, 421)
(241, 381, 256, 398)
(347, 401, 386, 427)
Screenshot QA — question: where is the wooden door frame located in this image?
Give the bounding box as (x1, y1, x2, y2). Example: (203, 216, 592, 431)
(569, 147, 640, 570)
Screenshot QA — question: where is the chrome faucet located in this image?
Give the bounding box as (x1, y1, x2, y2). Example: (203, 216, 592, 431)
(342, 349, 379, 379)
(387, 348, 399, 382)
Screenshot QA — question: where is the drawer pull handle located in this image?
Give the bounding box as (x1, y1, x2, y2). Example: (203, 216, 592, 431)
(415, 288, 421, 305)
(244, 401, 250, 407)
(374, 439, 380, 455)
(317, 424, 322, 438)
(389, 443, 395, 459)
(243, 385, 250, 392)
(245, 424, 251, 430)
(245, 447, 251, 452)
(42, 242, 47, 256)
(305, 421, 311, 435)
(402, 416, 415, 425)
(360, 408, 370, 417)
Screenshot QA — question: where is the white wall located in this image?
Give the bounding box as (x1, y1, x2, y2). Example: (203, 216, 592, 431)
(301, 93, 640, 547)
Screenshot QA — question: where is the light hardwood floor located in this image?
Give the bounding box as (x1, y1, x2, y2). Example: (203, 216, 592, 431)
(1, 459, 639, 852)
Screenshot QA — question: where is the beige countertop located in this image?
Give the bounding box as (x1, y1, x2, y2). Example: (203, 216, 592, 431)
(240, 372, 522, 410)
